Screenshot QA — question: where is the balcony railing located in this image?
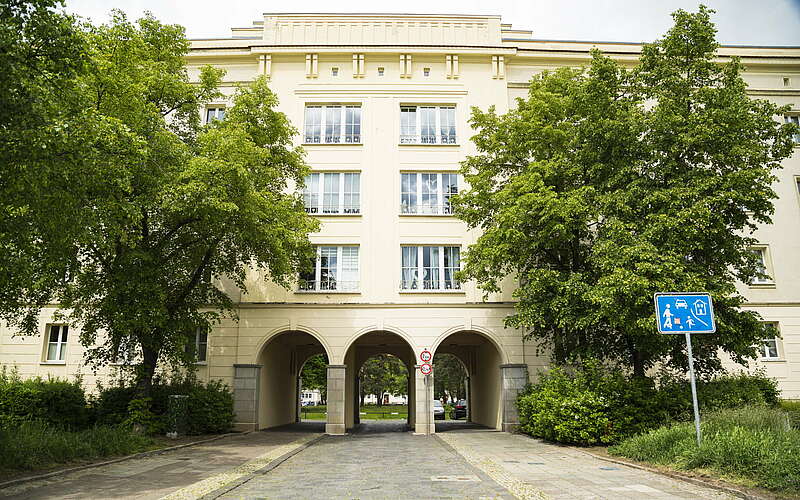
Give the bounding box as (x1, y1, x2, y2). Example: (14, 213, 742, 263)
(305, 134, 361, 144)
(305, 206, 361, 215)
(400, 279, 460, 291)
(399, 204, 453, 215)
(400, 134, 457, 145)
(298, 279, 359, 292)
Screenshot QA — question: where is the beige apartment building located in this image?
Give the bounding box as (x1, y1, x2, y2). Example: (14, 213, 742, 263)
(1, 13, 799, 435)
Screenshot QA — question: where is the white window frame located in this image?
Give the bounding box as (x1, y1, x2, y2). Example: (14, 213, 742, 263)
(194, 327, 208, 364)
(44, 324, 69, 363)
(785, 114, 800, 144)
(205, 107, 225, 124)
(760, 323, 781, 360)
(749, 246, 774, 286)
(400, 245, 461, 291)
(303, 172, 361, 215)
(400, 172, 459, 215)
(298, 245, 360, 292)
(399, 105, 457, 145)
(111, 341, 141, 366)
(304, 105, 362, 144)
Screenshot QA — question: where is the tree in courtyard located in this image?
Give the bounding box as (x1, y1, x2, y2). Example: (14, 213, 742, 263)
(359, 355, 408, 406)
(1, 10, 318, 397)
(301, 354, 328, 403)
(452, 6, 797, 377)
(433, 354, 467, 403)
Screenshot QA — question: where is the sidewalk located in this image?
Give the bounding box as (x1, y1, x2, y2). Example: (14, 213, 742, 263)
(0, 426, 322, 500)
(436, 427, 735, 500)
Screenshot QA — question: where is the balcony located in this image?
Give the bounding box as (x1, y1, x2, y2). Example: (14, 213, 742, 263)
(297, 279, 360, 293)
(305, 206, 361, 215)
(399, 204, 453, 216)
(400, 134, 457, 145)
(399, 279, 461, 291)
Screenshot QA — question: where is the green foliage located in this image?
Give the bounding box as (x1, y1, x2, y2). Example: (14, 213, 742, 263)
(300, 354, 328, 402)
(780, 401, 800, 430)
(452, 6, 797, 376)
(359, 355, 408, 405)
(517, 365, 782, 446)
(123, 398, 160, 435)
(658, 370, 780, 421)
(0, 374, 88, 430)
(0, 421, 152, 472)
(517, 363, 666, 445)
(433, 353, 468, 403)
(93, 376, 234, 435)
(0, 7, 318, 397)
(610, 407, 800, 493)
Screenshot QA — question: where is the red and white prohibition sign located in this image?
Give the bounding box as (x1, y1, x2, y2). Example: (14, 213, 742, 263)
(419, 349, 432, 363)
(419, 363, 432, 375)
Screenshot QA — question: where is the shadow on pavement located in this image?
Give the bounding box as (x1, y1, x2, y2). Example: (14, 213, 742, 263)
(435, 420, 492, 433)
(265, 421, 326, 433)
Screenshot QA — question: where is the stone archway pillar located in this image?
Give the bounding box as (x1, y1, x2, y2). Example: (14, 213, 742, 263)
(233, 364, 262, 432)
(413, 367, 434, 435)
(500, 364, 529, 432)
(326, 364, 346, 435)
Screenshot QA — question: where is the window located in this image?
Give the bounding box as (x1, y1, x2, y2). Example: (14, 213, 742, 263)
(492, 55, 506, 79)
(761, 323, 780, 360)
(783, 77, 791, 87)
(299, 246, 359, 292)
(445, 55, 459, 79)
(112, 340, 140, 365)
(400, 246, 460, 290)
(423, 67, 430, 77)
(400, 172, 458, 214)
(205, 107, 225, 123)
(749, 247, 773, 285)
(194, 327, 208, 363)
(303, 173, 360, 214)
(304, 105, 361, 144)
(785, 115, 800, 143)
(352, 53, 365, 77)
(46, 325, 68, 362)
(331, 67, 339, 77)
(378, 67, 385, 76)
(400, 106, 456, 144)
(400, 54, 412, 78)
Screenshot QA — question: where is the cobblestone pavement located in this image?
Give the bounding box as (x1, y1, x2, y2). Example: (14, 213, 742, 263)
(219, 421, 513, 500)
(0, 424, 323, 500)
(436, 425, 734, 500)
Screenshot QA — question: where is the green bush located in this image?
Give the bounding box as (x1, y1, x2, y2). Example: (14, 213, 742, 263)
(0, 375, 89, 430)
(610, 407, 800, 493)
(780, 400, 800, 430)
(93, 376, 234, 435)
(517, 363, 667, 445)
(0, 420, 152, 471)
(658, 371, 780, 421)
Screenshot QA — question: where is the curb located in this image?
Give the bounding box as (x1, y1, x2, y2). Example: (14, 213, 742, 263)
(572, 448, 770, 500)
(199, 434, 326, 499)
(0, 431, 251, 491)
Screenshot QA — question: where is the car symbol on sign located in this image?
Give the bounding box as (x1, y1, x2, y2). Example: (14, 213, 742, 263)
(675, 299, 688, 309)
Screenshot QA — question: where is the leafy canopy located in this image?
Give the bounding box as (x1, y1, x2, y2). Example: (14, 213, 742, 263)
(452, 6, 797, 376)
(359, 355, 408, 405)
(0, 7, 318, 394)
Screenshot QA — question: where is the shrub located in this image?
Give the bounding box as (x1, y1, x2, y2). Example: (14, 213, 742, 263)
(658, 371, 780, 421)
(780, 400, 800, 430)
(0, 375, 89, 429)
(610, 407, 800, 493)
(0, 420, 152, 471)
(93, 376, 234, 435)
(517, 362, 667, 445)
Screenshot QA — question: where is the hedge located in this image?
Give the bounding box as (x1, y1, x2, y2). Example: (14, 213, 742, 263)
(0, 375, 88, 430)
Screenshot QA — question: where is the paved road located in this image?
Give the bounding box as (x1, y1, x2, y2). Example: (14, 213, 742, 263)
(219, 421, 512, 500)
(1, 421, 736, 500)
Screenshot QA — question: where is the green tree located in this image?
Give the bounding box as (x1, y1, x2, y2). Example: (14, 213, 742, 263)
(359, 355, 408, 406)
(453, 6, 797, 377)
(2, 11, 318, 397)
(300, 354, 328, 402)
(433, 354, 467, 403)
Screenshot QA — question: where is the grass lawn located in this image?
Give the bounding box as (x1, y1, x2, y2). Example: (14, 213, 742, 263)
(301, 404, 409, 420)
(609, 406, 800, 497)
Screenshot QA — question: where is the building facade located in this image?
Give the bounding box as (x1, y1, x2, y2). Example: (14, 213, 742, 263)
(1, 13, 799, 435)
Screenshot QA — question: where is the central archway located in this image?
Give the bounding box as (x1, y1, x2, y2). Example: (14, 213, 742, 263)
(342, 330, 416, 432)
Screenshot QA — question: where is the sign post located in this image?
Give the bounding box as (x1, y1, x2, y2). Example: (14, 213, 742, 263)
(654, 292, 716, 446)
(419, 349, 433, 434)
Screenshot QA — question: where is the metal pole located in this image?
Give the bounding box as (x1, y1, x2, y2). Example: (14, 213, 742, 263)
(425, 373, 431, 434)
(685, 330, 702, 446)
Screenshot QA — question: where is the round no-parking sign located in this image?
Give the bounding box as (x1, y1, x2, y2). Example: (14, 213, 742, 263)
(419, 362, 432, 375)
(420, 349, 432, 363)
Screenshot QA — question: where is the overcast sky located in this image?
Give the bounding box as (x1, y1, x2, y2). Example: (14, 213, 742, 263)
(64, 0, 800, 46)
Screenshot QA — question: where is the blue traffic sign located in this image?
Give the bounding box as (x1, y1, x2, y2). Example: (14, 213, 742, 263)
(654, 293, 716, 334)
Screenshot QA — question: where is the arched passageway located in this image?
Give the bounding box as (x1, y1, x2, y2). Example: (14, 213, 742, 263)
(254, 330, 328, 430)
(433, 330, 506, 431)
(341, 330, 416, 433)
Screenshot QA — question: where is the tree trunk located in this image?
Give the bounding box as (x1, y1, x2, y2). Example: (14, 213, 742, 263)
(631, 348, 646, 378)
(135, 344, 159, 398)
